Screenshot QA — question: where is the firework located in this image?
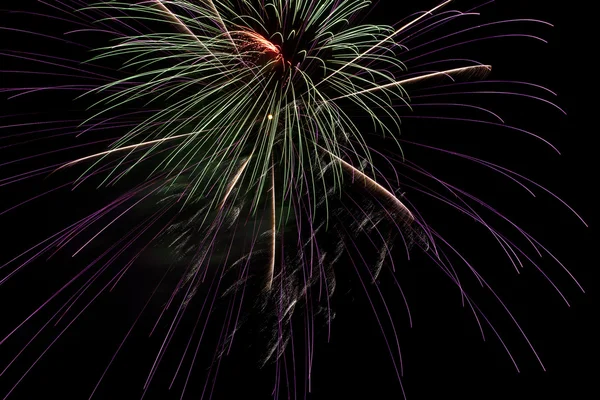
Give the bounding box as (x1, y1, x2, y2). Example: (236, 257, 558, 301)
(0, 1, 587, 399)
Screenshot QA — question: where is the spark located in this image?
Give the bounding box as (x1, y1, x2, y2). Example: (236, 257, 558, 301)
(238, 31, 281, 55)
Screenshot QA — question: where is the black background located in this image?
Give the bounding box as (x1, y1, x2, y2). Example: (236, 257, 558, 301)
(0, 1, 595, 399)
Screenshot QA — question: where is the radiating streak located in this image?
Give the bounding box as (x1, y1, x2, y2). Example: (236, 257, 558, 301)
(330, 65, 491, 101)
(218, 156, 252, 210)
(319, 0, 453, 86)
(56, 131, 198, 169)
(205, 0, 230, 37)
(323, 148, 414, 222)
(266, 161, 276, 290)
(153, 1, 200, 41)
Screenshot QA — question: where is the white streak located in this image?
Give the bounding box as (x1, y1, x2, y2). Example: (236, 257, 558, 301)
(153, 0, 201, 42)
(57, 131, 198, 170)
(219, 156, 252, 209)
(266, 162, 276, 290)
(330, 65, 491, 101)
(325, 149, 414, 223)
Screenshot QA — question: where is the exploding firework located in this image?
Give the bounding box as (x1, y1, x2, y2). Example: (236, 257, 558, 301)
(0, 1, 588, 399)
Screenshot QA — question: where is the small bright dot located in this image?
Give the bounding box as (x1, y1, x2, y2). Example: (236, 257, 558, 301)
(268, 114, 273, 120)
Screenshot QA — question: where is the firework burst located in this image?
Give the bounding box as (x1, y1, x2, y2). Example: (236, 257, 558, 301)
(0, 1, 587, 399)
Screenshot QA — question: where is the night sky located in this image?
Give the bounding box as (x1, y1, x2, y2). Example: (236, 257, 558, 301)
(0, 1, 595, 399)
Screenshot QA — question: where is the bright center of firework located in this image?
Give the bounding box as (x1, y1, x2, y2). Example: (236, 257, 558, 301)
(267, 114, 273, 120)
(237, 31, 282, 58)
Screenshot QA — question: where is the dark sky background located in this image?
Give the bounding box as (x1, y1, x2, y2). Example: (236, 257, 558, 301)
(0, 1, 595, 399)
